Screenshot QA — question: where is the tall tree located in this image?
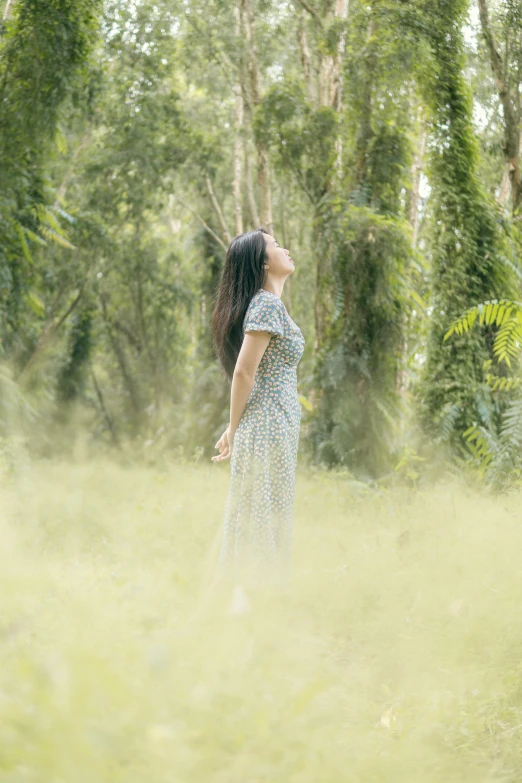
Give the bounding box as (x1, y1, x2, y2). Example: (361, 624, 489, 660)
(257, 0, 416, 476)
(478, 0, 522, 214)
(243, 0, 273, 232)
(307, 0, 416, 476)
(411, 0, 516, 445)
(0, 0, 101, 357)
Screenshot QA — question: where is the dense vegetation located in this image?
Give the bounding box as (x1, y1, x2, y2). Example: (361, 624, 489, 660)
(3, 456, 522, 781)
(1, 0, 522, 485)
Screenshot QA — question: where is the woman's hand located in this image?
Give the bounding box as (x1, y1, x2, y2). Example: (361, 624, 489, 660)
(211, 425, 235, 462)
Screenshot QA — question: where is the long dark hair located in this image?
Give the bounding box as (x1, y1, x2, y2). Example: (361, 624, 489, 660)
(211, 227, 269, 381)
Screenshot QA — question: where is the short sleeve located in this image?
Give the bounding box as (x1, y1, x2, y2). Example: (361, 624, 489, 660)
(243, 293, 285, 338)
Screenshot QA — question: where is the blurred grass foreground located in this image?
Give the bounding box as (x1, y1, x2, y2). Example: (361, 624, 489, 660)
(2, 453, 522, 782)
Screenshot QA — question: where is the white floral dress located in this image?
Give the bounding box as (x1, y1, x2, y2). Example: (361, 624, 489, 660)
(218, 289, 305, 587)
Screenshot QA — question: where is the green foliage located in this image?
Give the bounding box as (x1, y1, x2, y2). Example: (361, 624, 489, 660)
(443, 298, 522, 487)
(254, 81, 339, 204)
(0, 0, 101, 339)
(3, 0, 522, 481)
(252, 2, 419, 477)
(308, 204, 415, 477)
(343, 0, 416, 215)
(408, 0, 517, 445)
(444, 299, 522, 367)
(460, 395, 522, 491)
(56, 304, 95, 404)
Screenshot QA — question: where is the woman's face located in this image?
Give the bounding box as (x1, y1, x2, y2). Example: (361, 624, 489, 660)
(263, 233, 294, 278)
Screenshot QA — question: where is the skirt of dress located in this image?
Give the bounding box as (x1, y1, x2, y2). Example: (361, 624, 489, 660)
(217, 396, 301, 591)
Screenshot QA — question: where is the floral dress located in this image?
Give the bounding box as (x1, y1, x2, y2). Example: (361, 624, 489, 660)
(217, 289, 306, 588)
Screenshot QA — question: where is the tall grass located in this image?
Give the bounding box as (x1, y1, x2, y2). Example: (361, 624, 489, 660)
(1, 451, 522, 781)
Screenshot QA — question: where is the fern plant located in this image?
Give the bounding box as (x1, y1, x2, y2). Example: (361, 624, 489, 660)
(444, 299, 522, 366)
(444, 298, 522, 488)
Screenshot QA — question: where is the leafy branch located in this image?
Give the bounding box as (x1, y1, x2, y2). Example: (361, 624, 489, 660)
(444, 299, 522, 484)
(444, 298, 522, 366)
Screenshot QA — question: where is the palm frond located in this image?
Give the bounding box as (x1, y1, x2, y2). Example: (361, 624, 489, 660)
(443, 299, 522, 342)
(493, 318, 522, 366)
(40, 226, 76, 250)
(439, 402, 461, 442)
(500, 398, 522, 448)
(485, 373, 522, 392)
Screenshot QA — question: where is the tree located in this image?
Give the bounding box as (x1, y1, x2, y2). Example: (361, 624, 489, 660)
(478, 0, 522, 214)
(0, 0, 101, 356)
(408, 0, 517, 447)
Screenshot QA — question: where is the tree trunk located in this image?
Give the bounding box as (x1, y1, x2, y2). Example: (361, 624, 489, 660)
(244, 135, 261, 227)
(242, 0, 273, 233)
(233, 2, 244, 236)
(99, 292, 142, 420)
(498, 162, 512, 208)
(205, 174, 231, 244)
(89, 362, 120, 446)
(353, 15, 375, 185)
(329, 0, 349, 108)
(312, 0, 350, 348)
(233, 86, 244, 236)
(296, 10, 313, 102)
(333, 0, 349, 178)
(477, 0, 521, 213)
(418, 0, 515, 440)
(2, 0, 14, 21)
(409, 107, 428, 250)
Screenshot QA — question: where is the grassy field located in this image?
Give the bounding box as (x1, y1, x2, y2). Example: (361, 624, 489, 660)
(1, 449, 522, 782)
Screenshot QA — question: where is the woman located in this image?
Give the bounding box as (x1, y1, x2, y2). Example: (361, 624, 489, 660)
(210, 227, 305, 610)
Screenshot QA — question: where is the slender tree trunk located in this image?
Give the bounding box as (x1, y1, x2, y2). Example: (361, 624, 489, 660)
(2, 0, 14, 21)
(498, 162, 512, 208)
(398, 105, 426, 397)
(409, 107, 428, 250)
(238, 1, 260, 229)
(478, 0, 521, 213)
(173, 193, 227, 251)
(296, 10, 313, 102)
(134, 252, 162, 415)
(256, 148, 272, 232)
(312, 0, 350, 348)
(242, 0, 273, 233)
(244, 135, 261, 227)
(329, 0, 348, 107)
(319, 53, 331, 108)
(233, 85, 244, 236)
(99, 292, 142, 419)
(233, 2, 244, 236)
(89, 362, 120, 446)
(205, 174, 231, 244)
(353, 14, 375, 186)
(332, 0, 349, 178)
(316, 0, 349, 109)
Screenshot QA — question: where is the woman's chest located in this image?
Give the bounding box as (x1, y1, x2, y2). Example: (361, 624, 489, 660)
(266, 318, 305, 366)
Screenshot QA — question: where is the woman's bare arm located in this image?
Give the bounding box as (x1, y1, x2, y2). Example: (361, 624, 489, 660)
(229, 330, 271, 431)
(211, 330, 272, 462)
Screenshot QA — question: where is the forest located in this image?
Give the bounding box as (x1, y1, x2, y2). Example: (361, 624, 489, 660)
(2, 1, 522, 780)
(2, 0, 522, 484)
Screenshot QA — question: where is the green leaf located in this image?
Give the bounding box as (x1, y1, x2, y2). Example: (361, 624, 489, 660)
(40, 227, 76, 250)
(23, 290, 45, 318)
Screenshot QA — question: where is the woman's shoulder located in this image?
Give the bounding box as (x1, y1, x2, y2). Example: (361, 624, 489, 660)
(249, 292, 289, 325)
(243, 289, 289, 337)
(251, 289, 287, 311)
